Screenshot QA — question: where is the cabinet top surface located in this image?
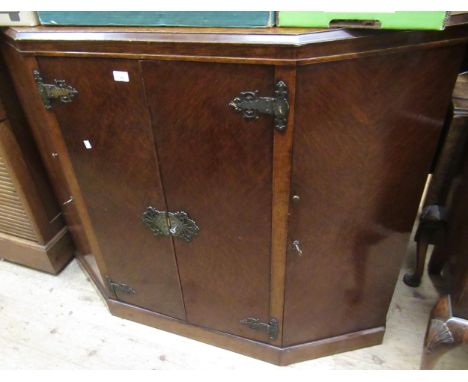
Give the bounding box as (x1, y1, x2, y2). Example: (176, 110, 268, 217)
(4, 26, 382, 45)
(3, 25, 468, 65)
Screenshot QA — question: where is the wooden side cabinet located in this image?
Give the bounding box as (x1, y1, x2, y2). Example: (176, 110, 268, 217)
(0, 55, 74, 274)
(2, 25, 467, 364)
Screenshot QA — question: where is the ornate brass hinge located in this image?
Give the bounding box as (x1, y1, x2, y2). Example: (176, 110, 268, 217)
(105, 276, 136, 295)
(229, 81, 289, 132)
(33, 70, 78, 110)
(141, 206, 199, 242)
(240, 317, 279, 340)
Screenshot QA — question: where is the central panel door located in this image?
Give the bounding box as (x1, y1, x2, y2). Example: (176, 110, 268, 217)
(36, 57, 185, 319)
(142, 61, 274, 341)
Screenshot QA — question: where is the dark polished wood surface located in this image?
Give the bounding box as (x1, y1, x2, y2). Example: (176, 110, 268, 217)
(403, 71, 468, 288)
(418, 71, 468, 369)
(430, 145, 468, 319)
(0, 99, 5, 121)
(4, 26, 468, 66)
(0, 47, 74, 273)
(37, 57, 185, 318)
(2, 25, 467, 364)
(107, 296, 384, 366)
(449, 164, 468, 320)
(143, 60, 273, 341)
(270, 65, 297, 346)
(0, 52, 64, 239)
(283, 45, 465, 345)
(0, 42, 93, 258)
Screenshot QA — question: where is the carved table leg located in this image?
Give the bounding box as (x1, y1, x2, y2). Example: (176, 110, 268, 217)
(404, 232, 430, 287)
(404, 205, 446, 287)
(421, 296, 468, 369)
(428, 247, 447, 277)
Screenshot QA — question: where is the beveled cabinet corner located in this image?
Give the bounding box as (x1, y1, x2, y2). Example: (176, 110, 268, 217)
(2, 24, 467, 365)
(0, 56, 75, 274)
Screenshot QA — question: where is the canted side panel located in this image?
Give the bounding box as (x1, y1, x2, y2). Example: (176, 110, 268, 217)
(0, 43, 90, 253)
(0, 52, 64, 233)
(283, 45, 464, 346)
(0, 152, 38, 242)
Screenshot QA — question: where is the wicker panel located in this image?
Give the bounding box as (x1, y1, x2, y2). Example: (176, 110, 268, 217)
(0, 154, 38, 241)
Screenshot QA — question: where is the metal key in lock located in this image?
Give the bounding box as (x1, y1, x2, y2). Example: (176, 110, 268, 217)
(292, 240, 303, 256)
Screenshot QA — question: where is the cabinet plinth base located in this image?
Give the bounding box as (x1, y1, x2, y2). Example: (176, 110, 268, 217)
(0, 227, 74, 274)
(107, 298, 384, 366)
(77, 244, 385, 365)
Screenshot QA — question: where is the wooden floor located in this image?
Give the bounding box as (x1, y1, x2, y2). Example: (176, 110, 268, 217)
(0, 243, 467, 369)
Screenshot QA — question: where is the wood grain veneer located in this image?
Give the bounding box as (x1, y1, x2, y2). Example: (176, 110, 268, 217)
(0, 46, 74, 273)
(2, 25, 467, 363)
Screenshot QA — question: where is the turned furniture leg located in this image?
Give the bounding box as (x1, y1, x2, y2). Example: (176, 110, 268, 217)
(404, 205, 446, 287)
(404, 232, 430, 287)
(428, 246, 447, 277)
(421, 296, 468, 369)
